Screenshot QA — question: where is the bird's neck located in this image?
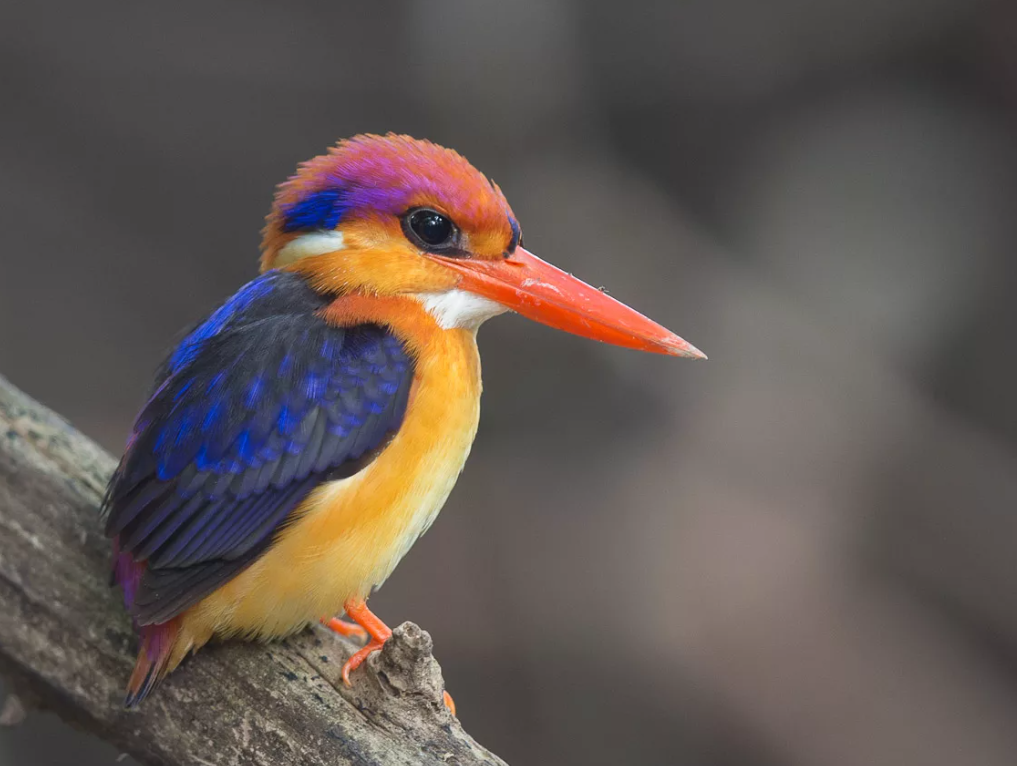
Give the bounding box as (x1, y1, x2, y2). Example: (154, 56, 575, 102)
(319, 293, 481, 375)
(320, 294, 483, 441)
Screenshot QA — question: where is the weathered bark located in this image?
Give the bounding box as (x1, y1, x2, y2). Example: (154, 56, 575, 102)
(0, 373, 506, 766)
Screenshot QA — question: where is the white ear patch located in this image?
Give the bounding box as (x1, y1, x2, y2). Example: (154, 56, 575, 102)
(414, 289, 508, 330)
(275, 231, 345, 267)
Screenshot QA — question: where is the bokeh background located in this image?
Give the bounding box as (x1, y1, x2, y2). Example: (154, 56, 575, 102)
(4, 1, 1017, 764)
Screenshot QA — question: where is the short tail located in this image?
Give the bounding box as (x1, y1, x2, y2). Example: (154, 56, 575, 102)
(124, 619, 179, 708)
(112, 538, 179, 707)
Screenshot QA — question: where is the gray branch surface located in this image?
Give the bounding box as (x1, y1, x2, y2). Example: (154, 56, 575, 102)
(0, 373, 507, 766)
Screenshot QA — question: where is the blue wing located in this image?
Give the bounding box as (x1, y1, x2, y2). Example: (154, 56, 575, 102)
(103, 270, 414, 625)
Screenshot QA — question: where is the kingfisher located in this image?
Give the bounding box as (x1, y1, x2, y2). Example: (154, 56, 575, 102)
(102, 133, 705, 710)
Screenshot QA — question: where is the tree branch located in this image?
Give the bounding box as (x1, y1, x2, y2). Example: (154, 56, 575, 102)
(0, 373, 506, 766)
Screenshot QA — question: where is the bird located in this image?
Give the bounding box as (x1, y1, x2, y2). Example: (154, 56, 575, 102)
(102, 133, 705, 710)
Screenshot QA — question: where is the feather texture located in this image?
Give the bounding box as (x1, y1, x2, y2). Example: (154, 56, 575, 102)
(103, 270, 413, 626)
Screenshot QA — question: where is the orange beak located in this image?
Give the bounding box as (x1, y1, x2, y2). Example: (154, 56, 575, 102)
(429, 247, 706, 359)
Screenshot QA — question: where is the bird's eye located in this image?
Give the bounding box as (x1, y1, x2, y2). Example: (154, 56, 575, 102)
(405, 208, 456, 250)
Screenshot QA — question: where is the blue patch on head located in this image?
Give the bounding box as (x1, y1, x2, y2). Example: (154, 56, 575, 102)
(280, 187, 349, 233)
(507, 217, 522, 253)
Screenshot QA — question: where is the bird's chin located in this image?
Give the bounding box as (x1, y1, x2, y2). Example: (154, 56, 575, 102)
(412, 289, 508, 330)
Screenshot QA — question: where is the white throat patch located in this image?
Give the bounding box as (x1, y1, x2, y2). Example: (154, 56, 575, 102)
(275, 231, 345, 267)
(414, 290, 508, 330)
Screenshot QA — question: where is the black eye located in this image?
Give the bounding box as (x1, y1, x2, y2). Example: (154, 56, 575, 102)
(405, 209, 455, 249)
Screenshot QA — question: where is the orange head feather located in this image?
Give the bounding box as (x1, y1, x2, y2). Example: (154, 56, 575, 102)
(260, 134, 520, 298)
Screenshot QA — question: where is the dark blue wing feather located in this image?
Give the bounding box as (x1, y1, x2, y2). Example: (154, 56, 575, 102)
(103, 270, 414, 625)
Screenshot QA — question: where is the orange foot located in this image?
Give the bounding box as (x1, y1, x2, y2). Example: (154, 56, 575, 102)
(340, 598, 392, 685)
(321, 617, 368, 642)
(340, 598, 456, 715)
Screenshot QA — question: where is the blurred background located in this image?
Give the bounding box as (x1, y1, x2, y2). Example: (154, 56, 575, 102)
(3, 0, 1017, 764)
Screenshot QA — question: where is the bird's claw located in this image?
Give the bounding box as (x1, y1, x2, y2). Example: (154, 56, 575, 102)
(321, 617, 369, 643)
(340, 640, 457, 716)
(340, 638, 387, 685)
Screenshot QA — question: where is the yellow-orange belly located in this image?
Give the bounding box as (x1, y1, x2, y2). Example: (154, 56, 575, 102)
(170, 306, 482, 661)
